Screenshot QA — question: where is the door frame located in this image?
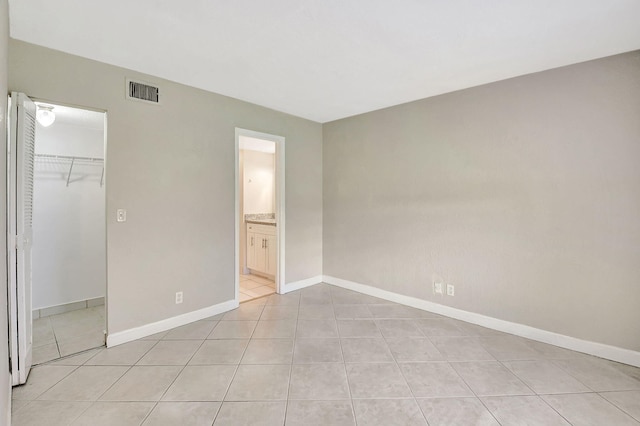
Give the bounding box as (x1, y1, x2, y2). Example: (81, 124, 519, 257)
(7, 96, 109, 380)
(234, 128, 285, 301)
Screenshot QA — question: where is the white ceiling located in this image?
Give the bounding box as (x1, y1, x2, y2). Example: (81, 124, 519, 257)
(9, 1, 640, 123)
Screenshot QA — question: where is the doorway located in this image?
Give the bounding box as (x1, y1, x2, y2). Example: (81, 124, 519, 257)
(8, 94, 107, 382)
(235, 128, 285, 303)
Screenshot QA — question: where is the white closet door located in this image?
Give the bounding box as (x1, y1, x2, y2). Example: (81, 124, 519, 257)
(8, 92, 37, 385)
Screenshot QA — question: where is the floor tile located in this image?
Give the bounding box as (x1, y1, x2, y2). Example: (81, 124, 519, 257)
(413, 318, 467, 336)
(225, 365, 291, 401)
(222, 305, 264, 321)
(600, 391, 640, 422)
(37, 365, 128, 401)
(214, 401, 286, 425)
(99, 366, 182, 401)
(334, 305, 373, 319)
(162, 365, 236, 401)
(368, 304, 434, 319)
(285, 400, 355, 426)
(242, 297, 269, 306)
(542, 393, 639, 425)
(71, 401, 154, 426)
(18, 283, 638, 426)
(189, 339, 248, 365)
(253, 320, 297, 339)
(353, 399, 427, 426)
(261, 305, 298, 320)
(162, 321, 217, 340)
(337, 320, 381, 338)
(12, 365, 78, 400)
(376, 319, 423, 337)
(341, 338, 394, 362)
(386, 337, 444, 362)
(85, 341, 156, 366)
(400, 362, 474, 397)
(143, 402, 221, 426)
(430, 336, 495, 361)
(297, 304, 335, 320)
(503, 360, 591, 394)
(136, 340, 202, 365)
(47, 348, 102, 366)
(33, 317, 56, 347)
(289, 363, 350, 400)
(418, 397, 499, 426)
(208, 321, 257, 339)
(241, 339, 294, 364)
(331, 289, 382, 305)
(58, 332, 106, 358)
(11, 400, 91, 426)
(482, 395, 570, 425)
(296, 319, 338, 338)
(451, 361, 533, 396)
(265, 293, 300, 306)
(300, 290, 333, 305)
(346, 363, 412, 398)
(11, 399, 29, 413)
(241, 279, 266, 290)
(33, 343, 61, 365)
(553, 358, 640, 391)
(478, 335, 542, 360)
(293, 338, 343, 363)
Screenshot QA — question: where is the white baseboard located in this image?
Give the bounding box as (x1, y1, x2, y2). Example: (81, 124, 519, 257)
(323, 275, 640, 368)
(283, 275, 323, 294)
(106, 299, 238, 348)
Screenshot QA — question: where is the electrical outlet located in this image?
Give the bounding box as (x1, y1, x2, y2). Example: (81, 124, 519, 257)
(175, 291, 183, 304)
(433, 282, 443, 295)
(116, 209, 127, 222)
(446, 284, 455, 296)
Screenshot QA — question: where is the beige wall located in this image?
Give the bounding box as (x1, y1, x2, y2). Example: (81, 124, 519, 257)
(0, 0, 11, 421)
(323, 52, 640, 352)
(9, 40, 323, 335)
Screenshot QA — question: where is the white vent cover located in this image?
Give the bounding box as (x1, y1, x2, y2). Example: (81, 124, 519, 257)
(126, 79, 160, 104)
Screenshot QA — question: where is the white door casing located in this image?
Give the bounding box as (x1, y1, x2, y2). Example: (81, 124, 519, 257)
(8, 92, 37, 385)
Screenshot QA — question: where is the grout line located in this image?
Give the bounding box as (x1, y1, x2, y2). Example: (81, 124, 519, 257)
(282, 288, 302, 425)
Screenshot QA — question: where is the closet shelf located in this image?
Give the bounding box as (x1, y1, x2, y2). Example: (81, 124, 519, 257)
(35, 154, 105, 187)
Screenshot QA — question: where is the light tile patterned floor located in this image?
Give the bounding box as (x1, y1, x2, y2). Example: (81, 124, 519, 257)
(240, 273, 276, 302)
(12, 284, 640, 425)
(32, 306, 106, 365)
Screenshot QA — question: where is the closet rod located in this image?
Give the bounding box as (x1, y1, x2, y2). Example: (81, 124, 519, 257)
(35, 153, 104, 162)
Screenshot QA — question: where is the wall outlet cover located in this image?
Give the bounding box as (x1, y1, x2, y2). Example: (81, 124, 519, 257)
(447, 284, 455, 296)
(433, 282, 443, 294)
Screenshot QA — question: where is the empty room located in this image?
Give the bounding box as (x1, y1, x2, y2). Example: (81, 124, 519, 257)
(1, 1, 639, 425)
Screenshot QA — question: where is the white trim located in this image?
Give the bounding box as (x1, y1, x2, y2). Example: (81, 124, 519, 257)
(234, 128, 286, 305)
(106, 299, 238, 347)
(283, 275, 323, 294)
(323, 275, 640, 367)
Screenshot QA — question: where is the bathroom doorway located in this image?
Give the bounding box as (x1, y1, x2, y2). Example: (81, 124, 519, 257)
(235, 129, 285, 303)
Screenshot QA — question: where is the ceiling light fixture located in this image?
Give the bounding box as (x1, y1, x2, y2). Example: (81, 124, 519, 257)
(36, 106, 56, 127)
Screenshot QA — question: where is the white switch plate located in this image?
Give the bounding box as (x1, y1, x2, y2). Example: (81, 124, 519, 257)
(175, 291, 183, 304)
(433, 282, 443, 295)
(447, 284, 455, 296)
(117, 209, 127, 222)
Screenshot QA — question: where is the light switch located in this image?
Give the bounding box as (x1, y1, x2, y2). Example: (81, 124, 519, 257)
(117, 209, 127, 222)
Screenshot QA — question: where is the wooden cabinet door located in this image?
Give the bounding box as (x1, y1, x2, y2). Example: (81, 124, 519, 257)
(246, 230, 258, 270)
(265, 234, 277, 276)
(255, 235, 267, 273)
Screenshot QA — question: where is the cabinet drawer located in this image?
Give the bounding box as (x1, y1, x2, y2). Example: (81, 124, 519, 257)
(247, 223, 276, 235)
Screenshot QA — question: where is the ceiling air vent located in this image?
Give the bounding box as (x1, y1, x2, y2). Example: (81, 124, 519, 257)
(126, 79, 160, 104)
